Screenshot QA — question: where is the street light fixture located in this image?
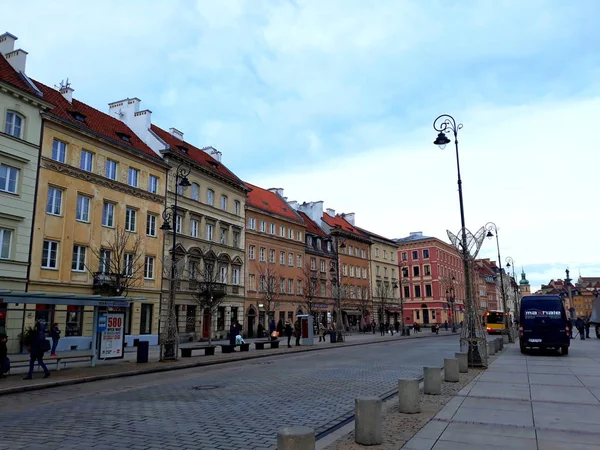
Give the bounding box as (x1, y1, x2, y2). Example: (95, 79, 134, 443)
(485, 222, 513, 343)
(445, 275, 457, 332)
(160, 163, 191, 361)
(505, 257, 520, 320)
(329, 235, 346, 342)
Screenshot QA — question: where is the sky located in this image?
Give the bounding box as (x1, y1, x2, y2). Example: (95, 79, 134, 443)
(5, 0, 600, 291)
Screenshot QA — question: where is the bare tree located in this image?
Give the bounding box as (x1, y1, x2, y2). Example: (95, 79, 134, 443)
(254, 261, 280, 330)
(189, 254, 227, 346)
(375, 281, 394, 326)
(301, 263, 320, 317)
(354, 286, 371, 331)
(89, 226, 144, 296)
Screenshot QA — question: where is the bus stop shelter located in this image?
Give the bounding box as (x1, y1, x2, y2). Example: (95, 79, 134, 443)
(0, 290, 146, 366)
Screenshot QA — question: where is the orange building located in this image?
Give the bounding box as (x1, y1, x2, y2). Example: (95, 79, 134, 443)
(244, 185, 306, 337)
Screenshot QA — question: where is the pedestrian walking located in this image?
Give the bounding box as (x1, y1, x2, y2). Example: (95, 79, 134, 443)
(276, 319, 284, 335)
(576, 317, 585, 340)
(50, 323, 60, 356)
(444, 321, 448, 331)
(371, 320, 376, 335)
(0, 333, 9, 377)
(379, 322, 385, 336)
(285, 321, 293, 348)
(394, 322, 400, 334)
(23, 322, 50, 380)
(294, 319, 301, 346)
(229, 321, 237, 347)
(318, 322, 325, 342)
(585, 318, 591, 339)
(257, 322, 264, 339)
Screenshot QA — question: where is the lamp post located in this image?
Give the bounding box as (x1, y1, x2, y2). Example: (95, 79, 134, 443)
(485, 222, 512, 343)
(159, 163, 191, 361)
(329, 234, 346, 342)
(445, 275, 457, 332)
(393, 268, 407, 335)
(505, 257, 520, 322)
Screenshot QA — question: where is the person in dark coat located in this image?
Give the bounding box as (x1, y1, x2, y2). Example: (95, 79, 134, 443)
(576, 317, 585, 340)
(379, 322, 385, 336)
(276, 319, 284, 334)
(229, 322, 238, 347)
(294, 319, 301, 346)
(284, 322, 293, 348)
(371, 320, 376, 334)
(24, 322, 50, 380)
(585, 318, 591, 339)
(0, 333, 9, 377)
(257, 323, 264, 339)
(50, 323, 60, 356)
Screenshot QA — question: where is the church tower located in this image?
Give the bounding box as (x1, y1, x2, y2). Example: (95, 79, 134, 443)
(519, 268, 531, 296)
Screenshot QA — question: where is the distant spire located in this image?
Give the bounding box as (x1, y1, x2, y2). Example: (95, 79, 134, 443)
(520, 267, 530, 285)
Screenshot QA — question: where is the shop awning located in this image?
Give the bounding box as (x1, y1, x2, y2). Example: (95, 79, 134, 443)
(0, 290, 146, 307)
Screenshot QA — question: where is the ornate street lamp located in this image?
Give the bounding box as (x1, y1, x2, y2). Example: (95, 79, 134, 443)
(485, 222, 513, 343)
(505, 257, 520, 321)
(445, 275, 457, 332)
(160, 163, 191, 361)
(433, 114, 487, 367)
(329, 235, 346, 342)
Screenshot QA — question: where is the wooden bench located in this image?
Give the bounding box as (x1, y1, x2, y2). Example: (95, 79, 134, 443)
(219, 343, 250, 353)
(9, 353, 94, 372)
(254, 340, 280, 350)
(180, 345, 216, 358)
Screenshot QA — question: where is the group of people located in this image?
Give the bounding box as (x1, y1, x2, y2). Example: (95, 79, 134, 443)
(574, 317, 593, 340)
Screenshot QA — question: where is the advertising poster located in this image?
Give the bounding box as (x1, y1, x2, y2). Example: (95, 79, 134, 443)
(99, 313, 125, 359)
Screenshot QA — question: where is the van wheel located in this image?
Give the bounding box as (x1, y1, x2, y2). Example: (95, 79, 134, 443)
(520, 345, 527, 354)
(562, 346, 569, 356)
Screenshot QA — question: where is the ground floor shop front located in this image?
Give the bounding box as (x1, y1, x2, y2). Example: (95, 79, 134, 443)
(403, 301, 465, 328)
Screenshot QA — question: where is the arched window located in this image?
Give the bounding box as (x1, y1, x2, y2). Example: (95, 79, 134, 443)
(220, 194, 228, 211)
(207, 189, 214, 206)
(191, 183, 199, 201)
(4, 111, 24, 138)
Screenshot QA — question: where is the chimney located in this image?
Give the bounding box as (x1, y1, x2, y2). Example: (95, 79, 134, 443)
(60, 85, 74, 103)
(268, 188, 284, 197)
(297, 201, 324, 228)
(409, 231, 423, 237)
(1, 32, 27, 73)
(0, 32, 17, 55)
(210, 148, 222, 162)
(326, 208, 336, 217)
(341, 212, 355, 225)
(169, 127, 184, 141)
(288, 200, 298, 210)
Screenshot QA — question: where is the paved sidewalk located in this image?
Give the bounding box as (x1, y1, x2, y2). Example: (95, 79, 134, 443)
(403, 337, 600, 450)
(0, 329, 456, 396)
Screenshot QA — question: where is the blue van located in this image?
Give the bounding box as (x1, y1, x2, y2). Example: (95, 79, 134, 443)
(519, 295, 570, 355)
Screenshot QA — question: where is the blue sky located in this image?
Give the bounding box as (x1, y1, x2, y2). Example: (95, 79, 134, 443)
(6, 0, 600, 290)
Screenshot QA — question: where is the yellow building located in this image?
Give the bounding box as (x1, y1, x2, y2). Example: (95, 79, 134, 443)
(26, 81, 168, 350)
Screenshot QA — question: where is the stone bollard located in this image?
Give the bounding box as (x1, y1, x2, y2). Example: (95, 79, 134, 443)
(398, 378, 421, 413)
(494, 338, 501, 353)
(503, 334, 509, 344)
(423, 366, 442, 395)
(277, 426, 315, 450)
(498, 337, 504, 350)
(487, 341, 495, 356)
(355, 396, 382, 445)
(444, 358, 460, 382)
(455, 352, 468, 373)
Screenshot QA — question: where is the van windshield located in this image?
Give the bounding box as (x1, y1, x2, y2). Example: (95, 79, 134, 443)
(522, 300, 564, 322)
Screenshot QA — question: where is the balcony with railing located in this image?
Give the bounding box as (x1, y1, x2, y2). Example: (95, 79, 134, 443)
(93, 272, 126, 296)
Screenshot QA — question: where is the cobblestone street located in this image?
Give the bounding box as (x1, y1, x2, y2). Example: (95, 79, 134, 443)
(0, 335, 458, 450)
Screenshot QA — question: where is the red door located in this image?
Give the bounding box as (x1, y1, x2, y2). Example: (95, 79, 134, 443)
(202, 309, 211, 339)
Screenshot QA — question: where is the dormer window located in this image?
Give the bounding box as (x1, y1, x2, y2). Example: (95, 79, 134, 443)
(116, 132, 131, 143)
(177, 145, 188, 154)
(209, 161, 219, 169)
(68, 111, 87, 123)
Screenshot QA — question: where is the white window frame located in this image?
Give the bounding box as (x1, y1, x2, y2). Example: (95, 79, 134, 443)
(288, 253, 293, 266)
(125, 208, 137, 232)
(207, 189, 214, 206)
(206, 223, 214, 241)
(148, 175, 159, 194)
(0, 164, 19, 193)
(191, 183, 199, 200)
(128, 167, 139, 187)
(297, 254, 302, 268)
(72, 245, 86, 272)
(248, 245, 255, 260)
(42, 240, 59, 269)
(99, 249, 111, 274)
(233, 231, 240, 248)
(280, 251, 285, 265)
(146, 214, 157, 237)
(219, 265, 228, 283)
(106, 159, 117, 180)
(297, 231, 302, 241)
(102, 202, 115, 227)
(320, 260, 325, 273)
(52, 139, 66, 163)
(0, 228, 12, 259)
(232, 267, 240, 285)
(46, 187, 63, 216)
(190, 219, 199, 238)
(4, 111, 23, 138)
(260, 220, 266, 232)
(288, 228, 293, 239)
(80, 150, 93, 172)
(220, 228, 227, 244)
(234, 200, 241, 215)
(76, 195, 91, 222)
(175, 215, 183, 233)
(124, 253, 134, 277)
(220, 194, 228, 211)
(269, 223, 275, 235)
(280, 226, 285, 237)
(259, 247, 266, 262)
(144, 256, 155, 279)
(248, 217, 256, 230)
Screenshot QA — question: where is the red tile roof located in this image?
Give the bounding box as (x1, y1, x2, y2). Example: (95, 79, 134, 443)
(32, 80, 160, 161)
(151, 125, 244, 186)
(245, 183, 303, 222)
(322, 213, 366, 237)
(298, 211, 327, 237)
(0, 53, 38, 95)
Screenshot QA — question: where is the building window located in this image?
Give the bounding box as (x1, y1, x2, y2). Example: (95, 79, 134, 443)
(320, 280, 326, 297)
(42, 240, 59, 269)
(413, 266, 420, 277)
(375, 248, 379, 257)
(350, 266, 355, 277)
(232, 267, 240, 285)
(297, 279, 303, 295)
(269, 249, 275, 263)
(0, 164, 18, 193)
(52, 139, 66, 163)
(71, 245, 86, 271)
(383, 250, 387, 259)
(99, 249, 111, 274)
(248, 274, 256, 290)
(127, 168, 139, 187)
(80, 150, 94, 172)
(102, 202, 115, 227)
(190, 183, 199, 200)
(206, 223, 214, 241)
(412, 250, 419, 260)
(220, 195, 228, 211)
(361, 249, 366, 258)
(76, 195, 90, 222)
(207, 189, 214, 206)
(392, 268, 396, 279)
(259, 276, 266, 292)
(320, 260, 325, 272)
(415, 285, 421, 297)
(425, 284, 432, 297)
(148, 175, 159, 194)
(146, 214, 157, 237)
(219, 265, 227, 283)
(259, 247, 266, 262)
(342, 264, 348, 276)
(124, 253, 134, 277)
(376, 266, 380, 276)
(175, 215, 183, 233)
(297, 231, 302, 241)
(234, 200, 241, 215)
(288, 279, 294, 294)
(297, 254, 302, 267)
(144, 256, 155, 279)
(106, 159, 117, 180)
(220, 228, 227, 245)
(269, 223, 275, 234)
(288, 228, 293, 239)
(280, 226, 285, 237)
(310, 258, 316, 270)
(190, 219, 198, 237)
(248, 217, 256, 230)
(46, 187, 63, 215)
(423, 249, 430, 259)
(391, 252, 394, 261)
(402, 252, 407, 261)
(424, 265, 431, 276)
(288, 252, 293, 266)
(233, 231, 240, 248)
(65, 305, 83, 337)
(384, 267, 388, 277)
(280, 251, 285, 265)
(362, 267, 367, 279)
(140, 304, 153, 335)
(402, 267, 409, 278)
(4, 111, 23, 138)
(0, 228, 12, 259)
(404, 286, 410, 298)
(125, 208, 137, 232)
(248, 245, 255, 260)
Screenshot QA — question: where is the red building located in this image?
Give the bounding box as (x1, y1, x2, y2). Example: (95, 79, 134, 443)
(395, 232, 465, 327)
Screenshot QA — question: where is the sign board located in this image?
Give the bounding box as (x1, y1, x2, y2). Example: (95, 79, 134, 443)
(99, 313, 125, 359)
(97, 314, 108, 332)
